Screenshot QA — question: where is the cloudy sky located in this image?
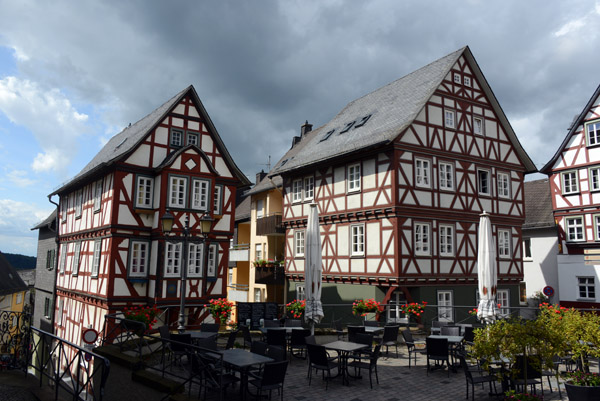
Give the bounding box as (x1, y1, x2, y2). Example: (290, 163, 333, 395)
(0, 0, 598, 256)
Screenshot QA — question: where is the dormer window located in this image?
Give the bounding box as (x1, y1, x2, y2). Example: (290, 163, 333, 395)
(464, 76, 471, 87)
(453, 73, 461, 84)
(187, 132, 199, 146)
(320, 129, 335, 142)
(340, 121, 355, 134)
(171, 129, 184, 147)
(354, 114, 372, 128)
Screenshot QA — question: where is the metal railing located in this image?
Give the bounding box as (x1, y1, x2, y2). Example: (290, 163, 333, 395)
(0, 310, 30, 370)
(27, 327, 111, 401)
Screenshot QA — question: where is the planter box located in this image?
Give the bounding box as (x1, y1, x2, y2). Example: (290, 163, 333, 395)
(565, 383, 600, 401)
(255, 266, 284, 285)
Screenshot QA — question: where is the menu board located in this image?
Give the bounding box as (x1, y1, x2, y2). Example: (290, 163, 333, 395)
(265, 302, 279, 322)
(251, 303, 265, 328)
(237, 302, 280, 329)
(237, 302, 252, 326)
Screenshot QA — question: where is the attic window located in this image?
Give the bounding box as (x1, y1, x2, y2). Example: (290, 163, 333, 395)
(116, 137, 128, 149)
(354, 114, 372, 128)
(171, 129, 183, 147)
(339, 121, 355, 134)
(280, 159, 288, 167)
(320, 129, 336, 142)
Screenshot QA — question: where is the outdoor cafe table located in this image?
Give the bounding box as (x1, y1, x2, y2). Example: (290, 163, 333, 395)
(209, 348, 274, 400)
(258, 327, 304, 335)
(323, 340, 369, 386)
(364, 326, 384, 335)
(189, 331, 218, 340)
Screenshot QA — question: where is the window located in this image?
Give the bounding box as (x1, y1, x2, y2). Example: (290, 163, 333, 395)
(72, 242, 81, 276)
(478, 169, 490, 195)
(213, 185, 223, 215)
(464, 76, 471, 87)
(294, 230, 305, 257)
(586, 120, 600, 146)
(206, 244, 218, 278)
(590, 167, 600, 191)
(169, 176, 187, 208)
(75, 189, 83, 218)
(16, 293, 22, 304)
(292, 179, 302, 202)
(351, 224, 365, 256)
(473, 116, 483, 135)
(414, 223, 431, 256)
(255, 243, 262, 261)
(347, 163, 361, 192)
(561, 171, 579, 194)
(60, 197, 67, 222)
(453, 73, 461, 84)
(439, 224, 454, 256)
(165, 242, 182, 277)
(498, 229, 511, 258)
(92, 240, 101, 278)
(523, 238, 532, 260)
(44, 297, 51, 319)
(129, 241, 148, 278)
(439, 162, 454, 191)
(354, 114, 372, 128)
(519, 282, 527, 305)
(497, 289, 510, 316)
(320, 129, 335, 142)
(188, 242, 204, 277)
(93, 179, 103, 212)
(578, 277, 595, 299)
(445, 109, 456, 129)
(135, 176, 153, 208)
(497, 172, 510, 198)
(415, 158, 431, 188)
(566, 216, 585, 242)
(171, 129, 183, 147)
(296, 285, 305, 301)
(254, 288, 263, 302)
(187, 132, 199, 146)
(228, 268, 233, 285)
(304, 176, 314, 200)
(191, 178, 209, 211)
(46, 249, 55, 271)
(437, 290, 453, 321)
(57, 299, 64, 325)
(256, 199, 264, 219)
(340, 121, 355, 134)
(59, 244, 67, 274)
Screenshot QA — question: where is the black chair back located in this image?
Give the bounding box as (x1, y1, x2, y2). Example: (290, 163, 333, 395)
(463, 326, 475, 343)
(264, 320, 280, 328)
(432, 320, 449, 328)
(306, 344, 328, 366)
(261, 360, 288, 386)
(441, 326, 460, 336)
(170, 333, 192, 352)
(158, 325, 170, 340)
(241, 325, 253, 348)
(370, 344, 382, 366)
(364, 320, 379, 327)
(382, 325, 399, 342)
(348, 326, 365, 343)
(267, 345, 286, 361)
(251, 341, 269, 356)
(304, 335, 317, 345)
(355, 333, 374, 347)
(196, 337, 218, 351)
(225, 330, 238, 349)
(290, 329, 310, 346)
(201, 323, 220, 333)
(285, 319, 302, 327)
(266, 329, 287, 349)
(513, 355, 542, 380)
(426, 337, 448, 358)
(401, 328, 414, 344)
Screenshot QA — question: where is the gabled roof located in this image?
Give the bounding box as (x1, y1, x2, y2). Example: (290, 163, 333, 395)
(0, 252, 28, 296)
(31, 209, 57, 231)
(523, 179, 555, 229)
(271, 46, 536, 175)
(51, 85, 250, 195)
(540, 83, 600, 174)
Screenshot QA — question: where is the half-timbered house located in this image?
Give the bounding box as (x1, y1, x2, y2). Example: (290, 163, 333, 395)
(541, 83, 600, 309)
(49, 86, 250, 350)
(270, 47, 536, 322)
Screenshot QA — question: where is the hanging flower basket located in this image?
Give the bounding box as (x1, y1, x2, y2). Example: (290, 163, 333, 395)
(352, 299, 381, 317)
(286, 299, 305, 318)
(208, 298, 234, 325)
(123, 305, 159, 333)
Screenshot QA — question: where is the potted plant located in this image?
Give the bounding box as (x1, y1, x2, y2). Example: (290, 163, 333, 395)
(352, 298, 381, 317)
(399, 301, 427, 322)
(503, 390, 543, 400)
(123, 305, 159, 333)
(286, 299, 305, 318)
(253, 259, 267, 267)
(208, 298, 234, 325)
(564, 371, 600, 400)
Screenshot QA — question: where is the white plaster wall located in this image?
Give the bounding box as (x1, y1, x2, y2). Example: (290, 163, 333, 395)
(523, 228, 559, 301)
(557, 254, 600, 303)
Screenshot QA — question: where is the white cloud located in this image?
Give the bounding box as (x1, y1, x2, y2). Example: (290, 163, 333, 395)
(0, 77, 89, 174)
(554, 3, 600, 37)
(6, 169, 35, 187)
(0, 198, 53, 256)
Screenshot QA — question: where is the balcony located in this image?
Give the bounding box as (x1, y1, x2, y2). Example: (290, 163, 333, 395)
(256, 213, 284, 236)
(229, 244, 250, 262)
(255, 265, 285, 285)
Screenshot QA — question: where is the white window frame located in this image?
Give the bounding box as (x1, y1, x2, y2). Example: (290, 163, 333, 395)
(497, 172, 510, 198)
(255, 243, 262, 261)
(415, 158, 431, 188)
(350, 224, 365, 257)
(464, 76, 471, 87)
(347, 163, 361, 193)
(437, 290, 453, 322)
(190, 178, 209, 211)
(165, 242, 182, 277)
(578, 276, 596, 300)
(254, 288, 263, 302)
(473, 116, 484, 135)
(445, 109, 456, 129)
(72, 241, 81, 276)
(213, 184, 223, 215)
(75, 189, 83, 218)
(129, 240, 149, 278)
(523, 237, 532, 260)
(206, 243, 218, 278)
(135, 176, 153, 209)
(57, 299, 64, 325)
(92, 239, 101, 278)
(296, 285, 305, 301)
(292, 179, 302, 202)
(169, 176, 188, 208)
(498, 229, 511, 258)
(561, 171, 579, 195)
(566, 216, 585, 242)
(187, 131, 199, 146)
(46, 249, 55, 271)
(188, 242, 204, 277)
(60, 196, 67, 222)
(304, 176, 314, 201)
(294, 230, 305, 257)
(439, 162, 454, 191)
(44, 297, 51, 319)
(171, 129, 183, 147)
(478, 169, 491, 196)
(256, 199, 264, 219)
(453, 73, 461, 84)
(414, 222, 431, 256)
(59, 243, 67, 274)
(586, 120, 600, 146)
(590, 167, 600, 192)
(93, 179, 103, 212)
(497, 289, 510, 316)
(439, 224, 454, 257)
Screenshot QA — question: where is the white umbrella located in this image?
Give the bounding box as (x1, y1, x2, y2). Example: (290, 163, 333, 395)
(477, 211, 500, 324)
(304, 203, 324, 335)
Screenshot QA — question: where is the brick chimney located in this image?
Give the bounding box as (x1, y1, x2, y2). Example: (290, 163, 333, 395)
(256, 170, 267, 185)
(301, 120, 313, 136)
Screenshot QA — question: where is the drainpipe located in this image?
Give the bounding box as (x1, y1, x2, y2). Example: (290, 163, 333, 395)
(47, 195, 60, 335)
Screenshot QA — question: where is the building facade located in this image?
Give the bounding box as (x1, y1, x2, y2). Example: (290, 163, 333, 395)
(271, 47, 536, 322)
(541, 84, 600, 309)
(49, 86, 249, 353)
